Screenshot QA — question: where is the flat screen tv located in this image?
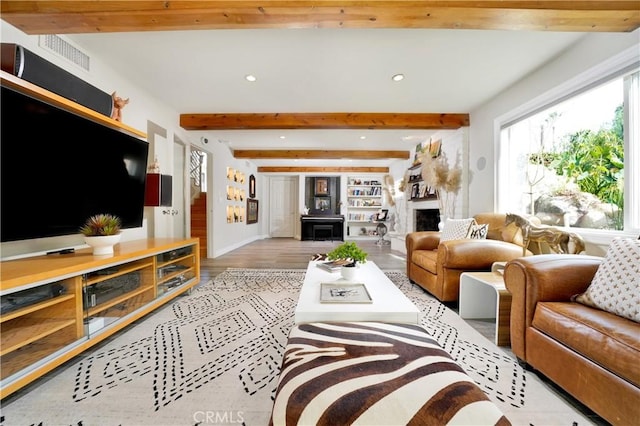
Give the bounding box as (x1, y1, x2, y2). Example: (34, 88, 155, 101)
(1, 85, 149, 243)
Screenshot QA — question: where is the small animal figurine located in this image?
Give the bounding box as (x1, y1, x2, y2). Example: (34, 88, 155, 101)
(110, 91, 129, 122)
(505, 213, 585, 255)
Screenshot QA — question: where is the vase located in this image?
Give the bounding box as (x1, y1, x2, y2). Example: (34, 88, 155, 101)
(84, 234, 121, 255)
(438, 211, 447, 231)
(341, 265, 357, 281)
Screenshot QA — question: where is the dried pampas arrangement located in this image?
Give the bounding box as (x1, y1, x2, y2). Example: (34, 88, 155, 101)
(420, 150, 463, 219)
(383, 174, 396, 207)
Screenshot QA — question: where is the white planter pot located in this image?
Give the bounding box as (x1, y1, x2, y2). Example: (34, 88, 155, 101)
(341, 265, 357, 281)
(84, 234, 121, 255)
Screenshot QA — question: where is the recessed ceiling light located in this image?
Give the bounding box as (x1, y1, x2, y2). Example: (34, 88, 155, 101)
(245, 74, 257, 82)
(392, 73, 404, 82)
(280, 135, 286, 139)
(360, 136, 366, 140)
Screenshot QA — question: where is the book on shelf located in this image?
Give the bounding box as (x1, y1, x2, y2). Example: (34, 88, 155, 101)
(316, 259, 351, 272)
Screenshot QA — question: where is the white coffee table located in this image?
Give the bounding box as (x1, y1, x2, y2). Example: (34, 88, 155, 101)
(459, 271, 512, 346)
(294, 261, 421, 324)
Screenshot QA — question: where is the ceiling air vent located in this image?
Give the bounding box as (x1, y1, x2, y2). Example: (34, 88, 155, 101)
(39, 34, 90, 72)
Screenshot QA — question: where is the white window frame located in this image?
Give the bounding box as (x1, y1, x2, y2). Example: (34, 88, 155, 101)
(495, 45, 640, 246)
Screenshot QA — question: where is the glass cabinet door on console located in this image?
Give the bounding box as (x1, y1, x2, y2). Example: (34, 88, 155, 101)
(0, 277, 84, 382)
(83, 259, 155, 335)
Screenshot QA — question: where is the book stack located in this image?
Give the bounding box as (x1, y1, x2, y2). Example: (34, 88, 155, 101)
(316, 259, 351, 272)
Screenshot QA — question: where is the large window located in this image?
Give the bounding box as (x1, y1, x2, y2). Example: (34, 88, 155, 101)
(498, 68, 639, 235)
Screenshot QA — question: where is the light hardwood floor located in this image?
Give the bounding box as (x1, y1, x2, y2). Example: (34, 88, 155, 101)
(200, 237, 407, 282)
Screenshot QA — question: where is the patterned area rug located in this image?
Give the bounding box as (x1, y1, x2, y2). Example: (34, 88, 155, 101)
(0, 268, 593, 426)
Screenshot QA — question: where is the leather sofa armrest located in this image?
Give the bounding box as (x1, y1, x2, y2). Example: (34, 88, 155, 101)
(406, 232, 441, 276)
(503, 254, 602, 361)
(406, 232, 440, 253)
(438, 239, 524, 269)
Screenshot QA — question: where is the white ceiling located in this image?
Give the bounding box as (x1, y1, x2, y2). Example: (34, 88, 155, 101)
(67, 28, 585, 167)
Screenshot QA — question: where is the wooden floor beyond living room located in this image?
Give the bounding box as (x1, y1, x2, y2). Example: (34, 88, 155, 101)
(200, 237, 606, 425)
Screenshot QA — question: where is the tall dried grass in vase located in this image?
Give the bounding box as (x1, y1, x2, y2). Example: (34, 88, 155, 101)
(420, 150, 463, 220)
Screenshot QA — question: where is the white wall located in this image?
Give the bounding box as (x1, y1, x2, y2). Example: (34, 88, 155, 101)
(469, 30, 639, 255)
(204, 139, 261, 257)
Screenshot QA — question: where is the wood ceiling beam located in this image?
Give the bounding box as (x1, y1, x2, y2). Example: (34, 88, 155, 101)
(1, 1, 638, 34)
(180, 113, 470, 130)
(234, 150, 410, 159)
(258, 166, 389, 173)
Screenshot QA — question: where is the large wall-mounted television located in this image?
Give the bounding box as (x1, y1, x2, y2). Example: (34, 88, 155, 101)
(1, 85, 149, 243)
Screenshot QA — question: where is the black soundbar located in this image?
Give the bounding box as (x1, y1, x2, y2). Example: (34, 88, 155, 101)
(1, 42, 113, 117)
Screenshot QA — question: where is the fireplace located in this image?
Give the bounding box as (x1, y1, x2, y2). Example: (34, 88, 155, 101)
(415, 209, 440, 231)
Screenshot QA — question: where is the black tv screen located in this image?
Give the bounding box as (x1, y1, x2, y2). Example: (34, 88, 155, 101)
(1, 85, 149, 243)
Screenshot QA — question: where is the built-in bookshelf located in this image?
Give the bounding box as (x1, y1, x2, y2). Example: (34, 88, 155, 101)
(346, 176, 383, 238)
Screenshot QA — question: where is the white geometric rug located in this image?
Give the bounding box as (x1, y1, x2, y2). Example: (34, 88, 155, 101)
(0, 268, 594, 426)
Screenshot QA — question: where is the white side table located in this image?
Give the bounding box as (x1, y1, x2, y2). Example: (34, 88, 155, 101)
(459, 271, 512, 346)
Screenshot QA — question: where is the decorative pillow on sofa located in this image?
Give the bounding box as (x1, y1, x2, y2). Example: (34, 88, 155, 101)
(467, 223, 489, 239)
(574, 238, 640, 323)
(441, 218, 475, 241)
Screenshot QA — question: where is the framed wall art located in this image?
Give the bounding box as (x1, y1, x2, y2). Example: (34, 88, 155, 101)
(411, 183, 420, 200)
(315, 177, 329, 196)
(315, 197, 331, 211)
(247, 198, 259, 224)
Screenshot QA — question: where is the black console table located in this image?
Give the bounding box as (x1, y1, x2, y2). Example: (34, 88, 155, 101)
(300, 215, 345, 241)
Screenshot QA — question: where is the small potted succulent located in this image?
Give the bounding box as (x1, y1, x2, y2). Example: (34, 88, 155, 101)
(80, 214, 122, 255)
(327, 241, 367, 280)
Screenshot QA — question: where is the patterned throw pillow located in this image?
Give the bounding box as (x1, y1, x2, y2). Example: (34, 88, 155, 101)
(467, 223, 489, 239)
(574, 238, 640, 323)
(441, 218, 475, 241)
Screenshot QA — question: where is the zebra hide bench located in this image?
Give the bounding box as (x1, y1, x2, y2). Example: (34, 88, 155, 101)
(270, 322, 510, 426)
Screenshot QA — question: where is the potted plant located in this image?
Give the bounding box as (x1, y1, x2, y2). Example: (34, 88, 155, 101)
(327, 241, 367, 280)
(80, 214, 122, 255)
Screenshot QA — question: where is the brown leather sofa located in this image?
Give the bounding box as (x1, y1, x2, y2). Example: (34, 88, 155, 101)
(504, 255, 640, 425)
(405, 213, 527, 302)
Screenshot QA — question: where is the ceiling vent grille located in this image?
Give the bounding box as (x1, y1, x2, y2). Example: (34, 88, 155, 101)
(39, 34, 90, 71)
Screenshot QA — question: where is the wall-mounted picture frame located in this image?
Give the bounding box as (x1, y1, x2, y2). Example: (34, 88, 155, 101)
(429, 139, 442, 158)
(249, 174, 256, 198)
(247, 198, 259, 224)
(315, 197, 331, 211)
(411, 183, 420, 199)
(376, 209, 389, 221)
(226, 206, 233, 223)
(315, 177, 329, 196)
(413, 142, 423, 164)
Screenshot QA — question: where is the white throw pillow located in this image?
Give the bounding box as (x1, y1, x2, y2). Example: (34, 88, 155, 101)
(467, 223, 489, 240)
(441, 218, 475, 241)
(574, 238, 640, 323)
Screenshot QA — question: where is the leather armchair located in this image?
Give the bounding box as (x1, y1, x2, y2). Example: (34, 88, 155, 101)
(504, 255, 640, 425)
(405, 213, 529, 302)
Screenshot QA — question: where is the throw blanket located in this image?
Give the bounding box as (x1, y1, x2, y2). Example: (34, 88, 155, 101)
(270, 322, 511, 426)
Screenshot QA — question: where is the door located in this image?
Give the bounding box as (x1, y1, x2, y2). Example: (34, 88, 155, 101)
(269, 176, 297, 237)
(172, 139, 186, 238)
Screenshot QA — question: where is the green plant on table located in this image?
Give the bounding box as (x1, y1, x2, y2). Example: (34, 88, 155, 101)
(327, 241, 368, 266)
(79, 214, 122, 236)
